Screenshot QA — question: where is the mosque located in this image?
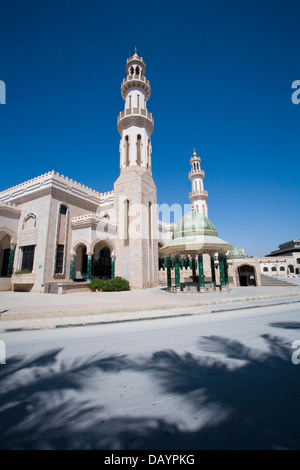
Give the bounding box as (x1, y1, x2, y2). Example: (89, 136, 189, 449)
(0, 50, 299, 293)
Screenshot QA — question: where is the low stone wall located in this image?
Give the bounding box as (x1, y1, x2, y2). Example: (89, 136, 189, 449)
(11, 274, 35, 292)
(45, 281, 90, 294)
(0, 277, 12, 291)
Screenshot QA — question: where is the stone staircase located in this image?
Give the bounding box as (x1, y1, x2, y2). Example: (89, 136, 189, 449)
(260, 273, 299, 287)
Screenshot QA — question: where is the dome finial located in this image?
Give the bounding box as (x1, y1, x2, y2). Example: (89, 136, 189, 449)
(193, 148, 197, 157)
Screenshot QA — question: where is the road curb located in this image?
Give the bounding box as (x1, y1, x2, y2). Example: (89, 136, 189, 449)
(2, 295, 300, 333)
(1, 291, 300, 321)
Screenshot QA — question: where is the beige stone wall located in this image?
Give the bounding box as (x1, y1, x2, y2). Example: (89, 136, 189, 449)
(114, 167, 158, 288)
(229, 260, 262, 287)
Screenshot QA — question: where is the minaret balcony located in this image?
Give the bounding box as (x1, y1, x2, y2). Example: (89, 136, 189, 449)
(188, 169, 205, 180)
(121, 75, 151, 100)
(189, 190, 208, 201)
(117, 107, 154, 135)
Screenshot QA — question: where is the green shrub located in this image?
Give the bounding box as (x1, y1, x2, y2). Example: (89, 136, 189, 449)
(89, 277, 130, 292)
(89, 278, 106, 292)
(14, 269, 30, 275)
(107, 276, 130, 291)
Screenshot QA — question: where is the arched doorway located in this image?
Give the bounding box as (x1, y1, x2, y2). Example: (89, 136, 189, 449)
(0, 234, 12, 277)
(158, 242, 164, 270)
(92, 243, 112, 279)
(238, 265, 256, 286)
(73, 243, 88, 281)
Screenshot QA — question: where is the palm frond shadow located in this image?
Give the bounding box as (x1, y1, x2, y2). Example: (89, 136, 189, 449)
(1, 335, 300, 449)
(270, 321, 300, 330)
(0, 348, 133, 449)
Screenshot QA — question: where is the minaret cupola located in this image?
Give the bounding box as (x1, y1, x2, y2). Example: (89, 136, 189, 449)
(117, 49, 154, 172)
(188, 149, 208, 216)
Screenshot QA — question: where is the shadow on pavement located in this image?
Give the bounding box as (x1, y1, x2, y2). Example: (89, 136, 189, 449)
(1, 334, 299, 449)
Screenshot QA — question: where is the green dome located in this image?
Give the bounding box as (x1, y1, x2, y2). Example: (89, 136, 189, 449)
(174, 211, 218, 239)
(227, 247, 245, 259)
(159, 210, 232, 256)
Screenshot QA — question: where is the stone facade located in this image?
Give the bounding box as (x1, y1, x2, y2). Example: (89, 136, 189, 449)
(0, 50, 298, 293)
(0, 51, 173, 293)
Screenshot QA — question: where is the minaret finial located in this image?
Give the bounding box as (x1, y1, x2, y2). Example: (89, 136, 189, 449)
(135, 46, 137, 54)
(193, 148, 197, 157)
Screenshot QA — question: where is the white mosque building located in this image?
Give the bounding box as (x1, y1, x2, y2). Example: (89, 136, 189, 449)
(0, 50, 298, 293)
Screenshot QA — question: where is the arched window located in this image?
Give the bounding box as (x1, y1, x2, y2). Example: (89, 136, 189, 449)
(288, 265, 294, 274)
(297, 258, 300, 264)
(125, 135, 130, 166)
(280, 266, 285, 271)
(148, 202, 152, 247)
(54, 204, 69, 275)
(147, 139, 151, 169)
(60, 204, 67, 215)
(263, 267, 269, 272)
(271, 267, 276, 272)
(137, 134, 141, 166)
(130, 66, 134, 75)
(22, 213, 36, 230)
(124, 199, 129, 246)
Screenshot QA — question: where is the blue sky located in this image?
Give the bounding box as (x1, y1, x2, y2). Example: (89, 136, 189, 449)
(0, 0, 299, 256)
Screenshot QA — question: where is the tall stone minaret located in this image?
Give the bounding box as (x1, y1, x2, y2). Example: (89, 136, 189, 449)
(114, 49, 158, 288)
(188, 149, 208, 216)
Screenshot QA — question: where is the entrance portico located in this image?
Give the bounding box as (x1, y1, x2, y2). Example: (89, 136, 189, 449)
(159, 210, 232, 293)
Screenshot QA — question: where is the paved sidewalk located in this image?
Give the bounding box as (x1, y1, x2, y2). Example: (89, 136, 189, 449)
(1, 285, 300, 332)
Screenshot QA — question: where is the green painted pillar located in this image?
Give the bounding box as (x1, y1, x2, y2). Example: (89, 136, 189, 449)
(198, 253, 205, 290)
(189, 256, 192, 270)
(192, 257, 196, 280)
(181, 257, 184, 270)
(172, 256, 175, 270)
(224, 256, 229, 286)
(164, 256, 167, 271)
(175, 256, 180, 289)
(219, 254, 226, 288)
(167, 257, 172, 288)
(7, 244, 15, 277)
(210, 255, 216, 283)
(87, 255, 92, 282)
(111, 257, 115, 279)
(69, 256, 74, 281)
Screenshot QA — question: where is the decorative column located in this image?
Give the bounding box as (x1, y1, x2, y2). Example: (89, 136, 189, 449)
(69, 255, 74, 282)
(7, 244, 15, 277)
(224, 256, 229, 286)
(111, 256, 115, 279)
(164, 255, 167, 271)
(181, 256, 185, 270)
(189, 256, 192, 270)
(198, 253, 205, 292)
(192, 256, 196, 281)
(167, 257, 172, 289)
(175, 255, 180, 291)
(219, 254, 226, 289)
(87, 254, 92, 282)
(210, 255, 216, 284)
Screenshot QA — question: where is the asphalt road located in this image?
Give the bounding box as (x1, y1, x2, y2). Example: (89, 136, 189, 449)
(1, 302, 300, 450)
